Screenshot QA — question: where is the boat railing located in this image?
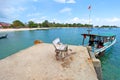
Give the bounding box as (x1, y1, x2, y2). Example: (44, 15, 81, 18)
(94, 39, 116, 55)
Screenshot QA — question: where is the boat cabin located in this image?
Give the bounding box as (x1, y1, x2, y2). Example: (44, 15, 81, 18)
(81, 33, 116, 49)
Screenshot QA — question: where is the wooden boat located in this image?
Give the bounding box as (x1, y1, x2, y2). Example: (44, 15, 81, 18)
(81, 32, 116, 57)
(0, 34, 8, 39)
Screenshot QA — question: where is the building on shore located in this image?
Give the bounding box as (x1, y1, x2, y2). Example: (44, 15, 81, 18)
(0, 22, 11, 28)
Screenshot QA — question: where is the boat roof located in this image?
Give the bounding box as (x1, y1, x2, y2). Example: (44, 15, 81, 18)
(81, 33, 116, 37)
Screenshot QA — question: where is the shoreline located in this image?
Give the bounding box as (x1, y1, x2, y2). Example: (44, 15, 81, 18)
(0, 28, 49, 32)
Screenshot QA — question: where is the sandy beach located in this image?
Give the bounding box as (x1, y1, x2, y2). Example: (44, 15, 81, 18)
(0, 28, 49, 32)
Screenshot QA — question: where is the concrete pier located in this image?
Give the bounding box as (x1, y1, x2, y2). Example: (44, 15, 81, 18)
(92, 59, 102, 80)
(0, 43, 98, 80)
(86, 46, 102, 80)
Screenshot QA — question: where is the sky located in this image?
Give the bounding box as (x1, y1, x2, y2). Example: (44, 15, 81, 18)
(0, 0, 120, 26)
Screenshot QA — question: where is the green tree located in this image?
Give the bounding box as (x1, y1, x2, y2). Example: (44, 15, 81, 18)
(94, 25, 99, 28)
(42, 20, 50, 27)
(12, 20, 24, 28)
(28, 21, 38, 28)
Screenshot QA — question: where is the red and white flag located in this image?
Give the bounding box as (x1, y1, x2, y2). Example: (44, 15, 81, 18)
(88, 5, 91, 10)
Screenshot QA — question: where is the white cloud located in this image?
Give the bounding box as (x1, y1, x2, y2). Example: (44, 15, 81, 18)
(95, 17, 120, 23)
(29, 17, 62, 23)
(54, 0, 76, 3)
(64, 17, 120, 26)
(0, 0, 28, 19)
(60, 7, 71, 13)
(54, 0, 65, 3)
(94, 17, 120, 26)
(105, 17, 120, 22)
(33, 0, 37, 1)
(66, 0, 76, 3)
(50, 18, 61, 23)
(70, 17, 81, 23)
(9, 7, 25, 13)
(1, 6, 26, 19)
(29, 16, 120, 26)
(65, 17, 91, 24)
(27, 13, 41, 17)
(29, 16, 47, 23)
(18, 7, 26, 11)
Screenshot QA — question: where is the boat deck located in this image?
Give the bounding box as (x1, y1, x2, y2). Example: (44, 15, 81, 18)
(0, 43, 98, 80)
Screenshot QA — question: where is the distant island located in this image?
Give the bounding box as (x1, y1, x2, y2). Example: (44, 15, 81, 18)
(0, 20, 118, 29)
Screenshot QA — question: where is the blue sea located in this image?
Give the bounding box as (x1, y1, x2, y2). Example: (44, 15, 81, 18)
(0, 28, 120, 80)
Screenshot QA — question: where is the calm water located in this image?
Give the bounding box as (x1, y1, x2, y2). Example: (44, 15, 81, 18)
(0, 28, 120, 80)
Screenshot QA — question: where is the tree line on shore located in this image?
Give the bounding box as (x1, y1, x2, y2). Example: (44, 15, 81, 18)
(2, 20, 118, 28)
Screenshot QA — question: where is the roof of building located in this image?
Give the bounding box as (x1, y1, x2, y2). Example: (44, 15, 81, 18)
(0, 22, 10, 27)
